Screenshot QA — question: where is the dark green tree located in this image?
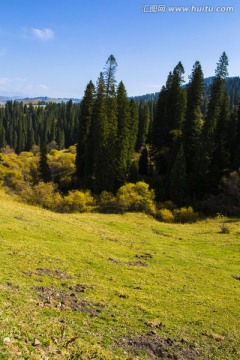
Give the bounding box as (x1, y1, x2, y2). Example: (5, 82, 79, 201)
(136, 101, 150, 152)
(184, 61, 204, 174)
(104, 55, 118, 97)
(115, 81, 132, 187)
(91, 72, 109, 192)
(193, 52, 229, 196)
(169, 144, 187, 204)
(129, 98, 139, 158)
(39, 144, 51, 182)
(76, 81, 95, 180)
(139, 147, 149, 175)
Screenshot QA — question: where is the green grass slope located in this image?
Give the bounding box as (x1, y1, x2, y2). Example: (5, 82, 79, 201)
(0, 190, 239, 359)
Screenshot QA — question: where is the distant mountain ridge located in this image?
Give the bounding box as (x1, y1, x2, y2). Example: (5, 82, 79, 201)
(1, 77, 240, 107)
(131, 76, 240, 109)
(0, 96, 81, 105)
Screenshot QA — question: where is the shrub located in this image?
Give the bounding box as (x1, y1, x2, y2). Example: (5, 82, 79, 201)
(116, 181, 156, 214)
(219, 223, 230, 234)
(173, 206, 199, 223)
(2, 168, 24, 189)
(97, 191, 119, 213)
(60, 190, 95, 213)
(32, 182, 60, 210)
(157, 208, 174, 223)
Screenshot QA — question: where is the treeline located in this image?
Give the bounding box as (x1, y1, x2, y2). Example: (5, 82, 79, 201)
(1, 52, 240, 206)
(0, 100, 81, 152)
(132, 76, 240, 113)
(75, 55, 149, 193)
(150, 53, 240, 203)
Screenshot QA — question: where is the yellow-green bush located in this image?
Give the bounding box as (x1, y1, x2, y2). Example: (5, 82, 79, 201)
(116, 182, 156, 214)
(32, 182, 60, 210)
(97, 191, 119, 213)
(157, 208, 174, 223)
(60, 190, 95, 213)
(173, 206, 199, 223)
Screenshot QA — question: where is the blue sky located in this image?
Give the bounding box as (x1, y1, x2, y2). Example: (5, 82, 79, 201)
(0, 0, 239, 98)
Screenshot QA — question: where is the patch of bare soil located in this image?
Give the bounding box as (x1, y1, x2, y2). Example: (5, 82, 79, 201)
(108, 258, 149, 266)
(119, 333, 203, 359)
(126, 261, 149, 266)
(135, 253, 153, 260)
(233, 275, 240, 281)
(36, 268, 70, 279)
(34, 286, 103, 316)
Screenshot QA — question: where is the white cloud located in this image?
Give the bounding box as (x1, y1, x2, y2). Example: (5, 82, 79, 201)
(21, 27, 55, 41)
(0, 77, 50, 96)
(39, 84, 48, 90)
(32, 28, 54, 41)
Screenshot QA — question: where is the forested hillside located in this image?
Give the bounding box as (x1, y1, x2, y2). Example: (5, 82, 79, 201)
(1, 52, 240, 209)
(132, 76, 240, 111)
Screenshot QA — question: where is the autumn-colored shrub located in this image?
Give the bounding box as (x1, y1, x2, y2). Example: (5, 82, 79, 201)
(60, 190, 95, 213)
(116, 182, 156, 214)
(173, 207, 199, 223)
(157, 208, 174, 223)
(97, 191, 119, 213)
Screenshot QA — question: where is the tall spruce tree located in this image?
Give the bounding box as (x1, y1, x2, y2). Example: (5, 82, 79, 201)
(193, 52, 229, 196)
(104, 56, 119, 191)
(136, 101, 150, 152)
(232, 105, 240, 170)
(91, 72, 110, 192)
(104, 55, 118, 97)
(129, 99, 139, 156)
(184, 61, 204, 174)
(115, 81, 132, 187)
(39, 144, 51, 182)
(151, 62, 186, 176)
(76, 81, 95, 181)
(169, 144, 187, 204)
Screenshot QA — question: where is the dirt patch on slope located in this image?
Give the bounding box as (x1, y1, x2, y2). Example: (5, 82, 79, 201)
(34, 286, 103, 316)
(119, 333, 203, 359)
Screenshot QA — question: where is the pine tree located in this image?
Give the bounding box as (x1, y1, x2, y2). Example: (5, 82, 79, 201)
(184, 61, 204, 174)
(104, 55, 118, 97)
(104, 83, 118, 191)
(193, 52, 229, 196)
(129, 98, 139, 158)
(169, 144, 187, 204)
(213, 91, 231, 173)
(139, 147, 149, 175)
(151, 63, 186, 176)
(76, 81, 95, 180)
(39, 144, 51, 182)
(232, 105, 240, 170)
(136, 101, 150, 152)
(91, 72, 109, 192)
(115, 81, 132, 187)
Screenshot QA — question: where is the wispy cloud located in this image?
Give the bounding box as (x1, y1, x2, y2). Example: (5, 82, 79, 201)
(39, 84, 48, 90)
(32, 28, 54, 41)
(21, 27, 54, 41)
(0, 77, 49, 96)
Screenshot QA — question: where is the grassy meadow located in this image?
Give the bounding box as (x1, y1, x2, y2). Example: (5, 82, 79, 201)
(0, 190, 239, 359)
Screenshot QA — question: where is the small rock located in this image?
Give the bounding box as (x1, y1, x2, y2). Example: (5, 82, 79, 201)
(3, 337, 11, 343)
(146, 330, 156, 336)
(212, 333, 225, 341)
(32, 338, 41, 346)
